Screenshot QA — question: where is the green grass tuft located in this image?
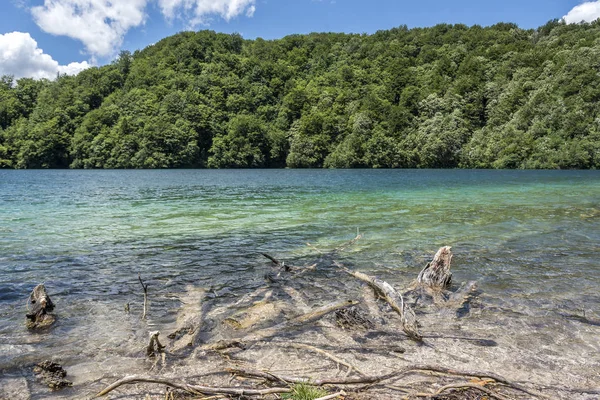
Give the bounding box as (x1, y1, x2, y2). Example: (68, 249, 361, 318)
(281, 382, 328, 400)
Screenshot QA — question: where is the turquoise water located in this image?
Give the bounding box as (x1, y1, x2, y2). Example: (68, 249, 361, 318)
(1, 170, 599, 396)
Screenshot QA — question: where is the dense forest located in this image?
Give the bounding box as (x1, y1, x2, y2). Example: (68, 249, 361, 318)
(1, 20, 600, 169)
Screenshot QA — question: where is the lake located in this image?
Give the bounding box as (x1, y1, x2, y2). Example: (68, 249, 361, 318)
(1, 169, 599, 398)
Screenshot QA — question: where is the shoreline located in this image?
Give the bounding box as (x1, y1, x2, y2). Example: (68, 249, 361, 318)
(3, 247, 599, 400)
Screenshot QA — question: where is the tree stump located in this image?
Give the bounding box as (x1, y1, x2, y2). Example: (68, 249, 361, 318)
(26, 284, 56, 329)
(146, 331, 166, 357)
(417, 246, 453, 289)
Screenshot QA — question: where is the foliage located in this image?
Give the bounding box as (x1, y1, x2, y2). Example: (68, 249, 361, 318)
(2, 20, 600, 169)
(281, 383, 328, 400)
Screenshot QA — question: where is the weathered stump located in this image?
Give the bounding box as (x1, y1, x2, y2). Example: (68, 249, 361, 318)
(26, 284, 56, 329)
(146, 331, 166, 357)
(417, 246, 453, 289)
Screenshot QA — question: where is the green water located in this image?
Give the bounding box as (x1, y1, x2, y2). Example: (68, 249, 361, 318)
(1, 170, 599, 397)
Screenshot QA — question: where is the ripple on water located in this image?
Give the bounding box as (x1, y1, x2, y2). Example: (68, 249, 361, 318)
(0, 170, 599, 396)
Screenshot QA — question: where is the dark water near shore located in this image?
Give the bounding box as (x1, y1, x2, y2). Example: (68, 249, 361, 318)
(1, 169, 599, 397)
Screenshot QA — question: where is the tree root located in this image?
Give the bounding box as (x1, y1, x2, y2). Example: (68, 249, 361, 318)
(94, 376, 291, 398)
(314, 390, 347, 400)
(228, 364, 550, 399)
(281, 342, 366, 377)
(431, 382, 515, 400)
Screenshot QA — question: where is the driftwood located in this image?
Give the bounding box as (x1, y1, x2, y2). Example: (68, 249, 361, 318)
(228, 366, 391, 386)
(95, 376, 291, 398)
(281, 342, 366, 377)
(334, 230, 363, 252)
(26, 284, 56, 329)
(430, 382, 514, 400)
(229, 364, 549, 399)
(339, 264, 421, 341)
(262, 253, 291, 272)
(92, 239, 564, 400)
(417, 246, 453, 289)
(262, 253, 317, 283)
(315, 391, 346, 400)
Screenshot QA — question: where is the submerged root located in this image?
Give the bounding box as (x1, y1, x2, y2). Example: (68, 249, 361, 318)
(91, 238, 569, 400)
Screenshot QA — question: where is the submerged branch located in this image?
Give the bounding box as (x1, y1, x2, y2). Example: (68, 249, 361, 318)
(339, 263, 421, 341)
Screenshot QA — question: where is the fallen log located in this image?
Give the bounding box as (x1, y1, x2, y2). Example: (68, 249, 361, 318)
(339, 264, 421, 341)
(199, 299, 360, 352)
(26, 284, 55, 329)
(417, 246, 453, 289)
(168, 286, 207, 351)
(241, 299, 359, 342)
(223, 298, 285, 331)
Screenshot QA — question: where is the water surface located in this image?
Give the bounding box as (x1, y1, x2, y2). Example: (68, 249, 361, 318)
(1, 170, 599, 397)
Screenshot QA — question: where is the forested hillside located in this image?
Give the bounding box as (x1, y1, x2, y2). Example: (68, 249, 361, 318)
(1, 20, 600, 169)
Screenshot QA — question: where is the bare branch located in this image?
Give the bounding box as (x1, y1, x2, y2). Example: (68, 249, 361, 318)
(138, 274, 148, 320)
(95, 375, 291, 398)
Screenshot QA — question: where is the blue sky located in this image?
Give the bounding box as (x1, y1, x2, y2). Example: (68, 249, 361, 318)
(0, 0, 597, 79)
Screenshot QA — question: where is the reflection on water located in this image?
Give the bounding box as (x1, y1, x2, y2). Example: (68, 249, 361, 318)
(0, 170, 599, 398)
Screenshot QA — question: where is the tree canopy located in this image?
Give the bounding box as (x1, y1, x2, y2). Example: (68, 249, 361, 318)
(1, 21, 600, 169)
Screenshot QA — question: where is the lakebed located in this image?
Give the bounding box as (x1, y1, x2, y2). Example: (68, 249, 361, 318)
(1, 169, 599, 399)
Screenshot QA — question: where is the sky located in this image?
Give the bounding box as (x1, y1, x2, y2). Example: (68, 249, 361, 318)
(0, 0, 598, 80)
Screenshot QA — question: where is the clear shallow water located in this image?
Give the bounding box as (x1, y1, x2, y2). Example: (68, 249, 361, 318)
(1, 170, 599, 397)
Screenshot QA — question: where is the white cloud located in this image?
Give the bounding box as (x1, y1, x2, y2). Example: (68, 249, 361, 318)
(157, 0, 256, 26)
(563, 1, 600, 24)
(0, 32, 90, 80)
(31, 0, 149, 57)
(28, 0, 257, 59)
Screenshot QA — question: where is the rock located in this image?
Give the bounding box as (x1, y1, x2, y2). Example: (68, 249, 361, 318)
(33, 360, 72, 390)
